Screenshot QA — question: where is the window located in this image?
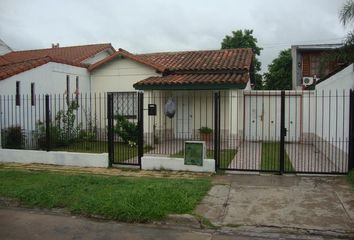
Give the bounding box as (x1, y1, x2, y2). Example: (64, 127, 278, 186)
(31, 83, 35, 106)
(66, 75, 70, 103)
(113, 92, 137, 118)
(15, 81, 20, 106)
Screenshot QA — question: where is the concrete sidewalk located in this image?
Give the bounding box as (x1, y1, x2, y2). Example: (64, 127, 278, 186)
(1, 208, 352, 240)
(196, 174, 354, 235)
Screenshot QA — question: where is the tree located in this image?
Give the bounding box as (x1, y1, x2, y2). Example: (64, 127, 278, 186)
(320, 1, 354, 74)
(221, 29, 263, 89)
(340, 0, 354, 56)
(340, 0, 354, 27)
(263, 49, 292, 90)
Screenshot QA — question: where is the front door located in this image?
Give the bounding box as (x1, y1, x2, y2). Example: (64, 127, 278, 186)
(175, 94, 193, 139)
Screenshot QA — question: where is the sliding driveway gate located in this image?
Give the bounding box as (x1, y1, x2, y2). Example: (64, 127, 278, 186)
(106, 90, 354, 174)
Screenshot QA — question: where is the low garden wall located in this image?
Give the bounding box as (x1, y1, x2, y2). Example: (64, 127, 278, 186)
(0, 149, 108, 168)
(141, 156, 215, 173)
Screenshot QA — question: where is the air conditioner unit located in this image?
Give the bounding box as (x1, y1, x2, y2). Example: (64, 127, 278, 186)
(302, 77, 314, 86)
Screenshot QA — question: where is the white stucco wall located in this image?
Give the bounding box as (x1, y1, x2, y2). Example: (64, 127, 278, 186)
(0, 62, 90, 96)
(316, 64, 354, 91)
(141, 155, 215, 172)
(0, 149, 108, 167)
(90, 57, 161, 92)
(0, 39, 12, 55)
(0, 62, 92, 141)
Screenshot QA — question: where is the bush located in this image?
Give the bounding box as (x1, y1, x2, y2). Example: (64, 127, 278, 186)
(35, 122, 62, 149)
(35, 100, 81, 149)
(1, 126, 25, 149)
(199, 127, 213, 134)
(79, 129, 97, 142)
(114, 115, 139, 144)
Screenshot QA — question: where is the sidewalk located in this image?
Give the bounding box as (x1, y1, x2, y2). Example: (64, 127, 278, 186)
(196, 174, 354, 234)
(1, 208, 352, 240)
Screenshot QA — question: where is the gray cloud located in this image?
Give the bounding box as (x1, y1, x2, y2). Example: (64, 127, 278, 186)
(0, 0, 348, 72)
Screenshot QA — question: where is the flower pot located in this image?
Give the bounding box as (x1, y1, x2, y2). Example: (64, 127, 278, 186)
(200, 132, 212, 142)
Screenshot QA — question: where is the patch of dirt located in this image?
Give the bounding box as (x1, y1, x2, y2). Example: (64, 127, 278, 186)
(0, 163, 212, 179)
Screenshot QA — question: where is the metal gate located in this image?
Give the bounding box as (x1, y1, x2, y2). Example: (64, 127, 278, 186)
(107, 91, 143, 167)
(217, 90, 354, 174)
(106, 90, 354, 174)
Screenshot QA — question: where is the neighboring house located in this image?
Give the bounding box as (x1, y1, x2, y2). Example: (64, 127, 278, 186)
(291, 43, 344, 90)
(0, 42, 115, 97)
(315, 63, 354, 90)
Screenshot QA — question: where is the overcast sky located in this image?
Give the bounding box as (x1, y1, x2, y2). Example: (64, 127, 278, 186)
(0, 0, 349, 72)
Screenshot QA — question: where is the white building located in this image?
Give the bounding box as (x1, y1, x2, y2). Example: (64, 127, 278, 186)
(0, 41, 115, 97)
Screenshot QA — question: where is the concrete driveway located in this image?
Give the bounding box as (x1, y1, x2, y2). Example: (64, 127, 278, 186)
(196, 174, 354, 234)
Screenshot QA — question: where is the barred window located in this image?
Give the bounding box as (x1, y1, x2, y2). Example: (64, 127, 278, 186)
(113, 92, 137, 118)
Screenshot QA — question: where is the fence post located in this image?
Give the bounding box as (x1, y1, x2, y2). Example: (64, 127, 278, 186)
(138, 91, 144, 169)
(214, 91, 220, 171)
(107, 93, 114, 167)
(279, 91, 285, 174)
(348, 89, 354, 172)
(45, 94, 51, 152)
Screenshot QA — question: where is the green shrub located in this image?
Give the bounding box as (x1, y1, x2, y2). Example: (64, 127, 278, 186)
(199, 126, 213, 134)
(1, 126, 25, 149)
(35, 100, 81, 149)
(79, 129, 97, 142)
(114, 115, 139, 144)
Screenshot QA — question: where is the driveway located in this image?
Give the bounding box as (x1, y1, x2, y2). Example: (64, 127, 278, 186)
(227, 142, 262, 170)
(196, 174, 354, 234)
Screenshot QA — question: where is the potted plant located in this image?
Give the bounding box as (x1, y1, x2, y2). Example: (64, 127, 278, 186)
(199, 127, 213, 141)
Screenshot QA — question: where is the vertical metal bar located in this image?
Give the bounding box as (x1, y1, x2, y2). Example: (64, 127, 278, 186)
(45, 94, 50, 152)
(214, 91, 220, 170)
(138, 91, 144, 168)
(279, 91, 285, 174)
(107, 93, 114, 167)
(348, 89, 354, 172)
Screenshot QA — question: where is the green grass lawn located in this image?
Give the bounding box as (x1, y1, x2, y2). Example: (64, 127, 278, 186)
(0, 169, 211, 223)
(52, 141, 152, 162)
(171, 149, 237, 169)
(261, 142, 294, 172)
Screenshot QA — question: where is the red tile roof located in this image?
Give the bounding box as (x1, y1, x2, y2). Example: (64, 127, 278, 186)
(0, 57, 88, 80)
(137, 48, 253, 72)
(134, 72, 250, 89)
(134, 48, 253, 89)
(89, 48, 253, 89)
(88, 48, 166, 72)
(0, 43, 114, 80)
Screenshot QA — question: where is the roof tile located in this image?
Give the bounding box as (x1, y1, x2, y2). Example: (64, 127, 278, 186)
(138, 48, 253, 72)
(0, 43, 114, 80)
(134, 73, 249, 88)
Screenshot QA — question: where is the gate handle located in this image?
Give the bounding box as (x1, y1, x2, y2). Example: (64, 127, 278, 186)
(283, 128, 287, 137)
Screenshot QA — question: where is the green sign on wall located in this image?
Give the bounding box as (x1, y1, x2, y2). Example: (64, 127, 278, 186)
(184, 142, 204, 166)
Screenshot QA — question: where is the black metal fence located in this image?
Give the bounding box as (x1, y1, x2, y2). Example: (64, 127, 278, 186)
(1, 89, 353, 174)
(0, 93, 110, 152)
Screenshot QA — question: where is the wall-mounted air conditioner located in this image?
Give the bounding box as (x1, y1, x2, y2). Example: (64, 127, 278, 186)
(302, 77, 314, 86)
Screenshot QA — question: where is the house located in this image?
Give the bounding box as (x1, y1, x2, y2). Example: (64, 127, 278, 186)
(291, 43, 344, 90)
(0, 41, 254, 148)
(0, 41, 115, 97)
(88, 48, 254, 141)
